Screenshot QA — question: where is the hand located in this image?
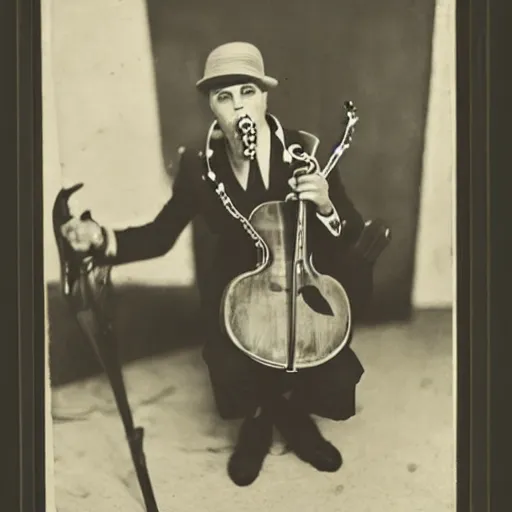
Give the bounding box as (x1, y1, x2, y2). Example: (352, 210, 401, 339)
(287, 170, 334, 215)
(60, 218, 105, 253)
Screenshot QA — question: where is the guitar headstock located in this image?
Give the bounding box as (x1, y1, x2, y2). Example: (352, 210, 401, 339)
(321, 101, 360, 177)
(342, 101, 359, 145)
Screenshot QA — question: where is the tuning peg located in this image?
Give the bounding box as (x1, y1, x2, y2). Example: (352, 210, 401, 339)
(344, 100, 357, 114)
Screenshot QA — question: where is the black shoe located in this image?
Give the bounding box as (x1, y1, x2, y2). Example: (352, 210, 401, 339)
(227, 411, 273, 486)
(271, 398, 342, 472)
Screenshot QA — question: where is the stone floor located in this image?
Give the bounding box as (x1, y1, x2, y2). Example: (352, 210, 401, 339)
(47, 309, 454, 512)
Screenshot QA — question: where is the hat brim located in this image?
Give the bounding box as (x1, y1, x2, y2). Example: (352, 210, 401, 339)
(196, 73, 278, 93)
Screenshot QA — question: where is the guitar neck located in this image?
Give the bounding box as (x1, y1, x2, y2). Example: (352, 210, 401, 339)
(286, 200, 309, 373)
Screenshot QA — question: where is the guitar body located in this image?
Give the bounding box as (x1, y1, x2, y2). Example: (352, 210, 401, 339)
(221, 200, 352, 371)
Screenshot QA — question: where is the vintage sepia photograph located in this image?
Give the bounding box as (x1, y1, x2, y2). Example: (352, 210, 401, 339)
(42, 0, 456, 510)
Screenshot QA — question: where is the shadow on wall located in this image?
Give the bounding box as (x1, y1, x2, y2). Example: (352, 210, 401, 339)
(48, 282, 203, 386)
(145, 0, 436, 322)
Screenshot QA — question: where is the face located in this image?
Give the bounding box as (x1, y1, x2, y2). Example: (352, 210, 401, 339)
(208, 82, 267, 156)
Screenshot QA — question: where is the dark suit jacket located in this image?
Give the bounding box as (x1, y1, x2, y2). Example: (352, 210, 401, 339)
(104, 116, 373, 322)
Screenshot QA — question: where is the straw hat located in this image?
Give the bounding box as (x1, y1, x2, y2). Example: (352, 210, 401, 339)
(196, 42, 278, 93)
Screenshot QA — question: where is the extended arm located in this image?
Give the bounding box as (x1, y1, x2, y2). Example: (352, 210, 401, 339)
(60, 150, 201, 265)
(103, 151, 200, 265)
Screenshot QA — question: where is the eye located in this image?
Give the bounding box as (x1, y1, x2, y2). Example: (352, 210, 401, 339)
(241, 86, 256, 96)
(216, 92, 231, 102)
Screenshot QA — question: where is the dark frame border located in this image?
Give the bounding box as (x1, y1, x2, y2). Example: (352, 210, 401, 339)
(7, 0, 502, 510)
(3, 0, 21, 510)
(456, 0, 490, 510)
(488, 1, 511, 509)
(8, 0, 45, 510)
(17, 0, 45, 510)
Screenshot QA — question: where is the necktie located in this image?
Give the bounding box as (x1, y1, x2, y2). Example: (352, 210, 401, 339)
(246, 159, 266, 197)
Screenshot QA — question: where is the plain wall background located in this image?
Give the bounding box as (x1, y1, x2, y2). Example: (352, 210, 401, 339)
(43, 0, 454, 383)
(413, 0, 455, 309)
(43, 0, 196, 288)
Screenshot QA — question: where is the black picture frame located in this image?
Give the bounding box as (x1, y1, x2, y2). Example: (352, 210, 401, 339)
(4, 0, 510, 510)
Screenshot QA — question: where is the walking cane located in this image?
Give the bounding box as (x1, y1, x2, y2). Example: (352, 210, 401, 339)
(52, 183, 160, 512)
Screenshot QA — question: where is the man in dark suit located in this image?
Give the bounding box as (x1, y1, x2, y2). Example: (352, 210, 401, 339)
(61, 41, 373, 487)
